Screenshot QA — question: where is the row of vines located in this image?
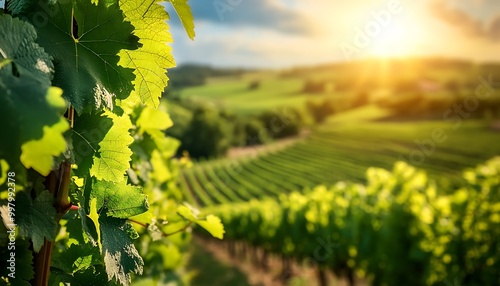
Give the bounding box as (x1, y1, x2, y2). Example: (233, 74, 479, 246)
(208, 158, 500, 286)
(181, 125, 499, 207)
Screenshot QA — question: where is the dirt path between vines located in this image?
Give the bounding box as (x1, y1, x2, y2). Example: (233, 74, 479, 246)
(195, 236, 367, 286)
(227, 129, 310, 159)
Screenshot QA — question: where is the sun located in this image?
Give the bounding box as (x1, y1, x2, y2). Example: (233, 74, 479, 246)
(370, 25, 408, 57)
(366, 7, 432, 58)
(368, 24, 410, 57)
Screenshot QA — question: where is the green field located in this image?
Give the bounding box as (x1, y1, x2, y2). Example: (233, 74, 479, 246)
(172, 60, 500, 117)
(179, 105, 500, 207)
(177, 73, 343, 114)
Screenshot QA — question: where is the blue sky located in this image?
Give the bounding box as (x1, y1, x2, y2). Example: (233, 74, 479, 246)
(164, 0, 500, 68)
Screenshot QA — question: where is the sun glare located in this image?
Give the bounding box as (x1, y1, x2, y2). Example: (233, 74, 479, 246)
(353, 2, 427, 59)
(369, 23, 411, 57)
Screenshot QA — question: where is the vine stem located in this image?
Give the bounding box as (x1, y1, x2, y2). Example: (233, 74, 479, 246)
(128, 218, 148, 229)
(67, 207, 193, 237)
(127, 219, 193, 237)
(33, 107, 74, 286)
(162, 221, 193, 237)
(69, 204, 79, 211)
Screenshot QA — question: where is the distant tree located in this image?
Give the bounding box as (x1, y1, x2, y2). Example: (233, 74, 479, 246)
(376, 92, 424, 117)
(306, 99, 335, 123)
(248, 80, 260, 90)
(259, 108, 303, 138)
(244, 119, 270, 145)
(303, 80, 326, 93)
(181, 106, 232, 159)
(350, 91, 370, 108)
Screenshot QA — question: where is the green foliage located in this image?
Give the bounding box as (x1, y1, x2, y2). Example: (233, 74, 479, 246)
(305, 99, 335, 123)
(50, 243, 103, 277)
(100, 216, 144, 285)
(166, 0, 195, 40)
(210, 157, 500, 286)
(178, 117, 500, 207)
(0, 85, 69, 176)
(29, 0, 139, 114)
(87, 179, 148, 219)
(119, 0, 174, 108)
(0, 15, 53, 84)
(136, 107, 173, 133)
(177, 205, 224, 239)
(88, 111, 134, 183)
(168, 98, 303, 158)
(0, 15, 68, 176)
(1, 0, 223, 285)
(16, 191, 57, 252)
(302, 79, 326, 93)
(259, 108, 303, 139)
(180, 105, 233, 159)
(242, 118, 269, 145)
(0, 239, 34, 286)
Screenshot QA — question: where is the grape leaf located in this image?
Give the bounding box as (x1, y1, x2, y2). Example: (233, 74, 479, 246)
(16, 191, 57, 252)
(100, 216, 143, 286)
(135, 107, 177, 183)
(71, 265, 109, 285)
(89, 110, 133, 182)
(64, 209, 91, 245)
(149, 130, 180, 158)
(136, 107, 173, 134)
(77, 206, 99, 246)
(7, 0, 31, 15)
(150, 150, 172, 182)
(72, 112, 112, 178)
(49, 240, 109, 285)
(28, 0, 140, 114)
(166, 0, 195, 40)
(51, 243, 102, 275)
(0, 15, 69, 176)
(88, 198, 102, 250)
(49, 264, 108, 286)
(20, 99, 69, 174)
(0, 239, 34, 285)
(89, 178, 149, 219)
(0, 81, 69, 176)
(144, 242, 183, 271)
(177, 205, 224, 239)
(79, 178, 145, 286)
(195, 215, 224, 239)
(0, 14, 54, 86)
(118, 0, 175, 108)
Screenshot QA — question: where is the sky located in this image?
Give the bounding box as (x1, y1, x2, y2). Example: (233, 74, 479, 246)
(164, 0, 500, 68)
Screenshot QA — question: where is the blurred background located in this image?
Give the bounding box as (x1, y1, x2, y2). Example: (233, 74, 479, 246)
(161, 0, 500, 285)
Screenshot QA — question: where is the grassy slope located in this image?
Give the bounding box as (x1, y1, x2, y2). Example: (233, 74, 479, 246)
(177, 73, 349, 115)
(173, 60, 498, 116)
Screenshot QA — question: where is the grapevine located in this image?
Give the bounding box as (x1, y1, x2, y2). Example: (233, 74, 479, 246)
(0, 0, 223, 285)
(209, 158, 500, 286)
